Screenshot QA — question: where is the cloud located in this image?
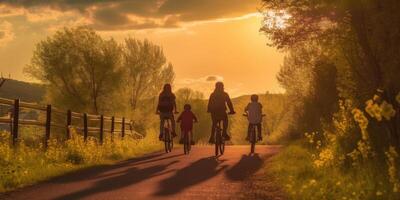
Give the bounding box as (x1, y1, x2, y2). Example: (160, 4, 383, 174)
(0, 0, 261, 30)
(0, 21, 14, 46)
(206, 75, 223, 82)
(175, 75, 227, 97)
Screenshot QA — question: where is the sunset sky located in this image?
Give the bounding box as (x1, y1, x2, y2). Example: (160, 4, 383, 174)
(0, 0, 284, 97)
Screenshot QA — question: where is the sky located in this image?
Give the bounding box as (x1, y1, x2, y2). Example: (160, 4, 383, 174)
(0, 0, 285, 97)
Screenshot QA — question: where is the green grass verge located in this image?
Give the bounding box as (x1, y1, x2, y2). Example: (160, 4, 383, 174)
(268, 142, 399, 200)
(0, 130, 162, 193)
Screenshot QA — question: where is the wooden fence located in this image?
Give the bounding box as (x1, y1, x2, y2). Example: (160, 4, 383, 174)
(0, 97, 142, 148)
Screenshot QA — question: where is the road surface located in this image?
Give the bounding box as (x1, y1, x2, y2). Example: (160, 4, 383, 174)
(1, 145, 282, 200)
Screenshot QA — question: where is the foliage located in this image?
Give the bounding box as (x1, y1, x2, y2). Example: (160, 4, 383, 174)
(261, 1, 400, 198)
(0, 129, 162, 192)
(123, 37, 175, 111)
(25, 27, 123, 114)
(269, 142, 400, 200)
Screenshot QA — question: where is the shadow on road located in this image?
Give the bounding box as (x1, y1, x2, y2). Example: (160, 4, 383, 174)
(54, 161, 178, 200)
(225, 154, 263, 181)
(154, 157, 228, 196)
(52, 153, 183, 184)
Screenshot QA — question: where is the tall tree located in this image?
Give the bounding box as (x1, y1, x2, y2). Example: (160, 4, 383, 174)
(123, 37, 175, 110)
(26, 27, 123, 114)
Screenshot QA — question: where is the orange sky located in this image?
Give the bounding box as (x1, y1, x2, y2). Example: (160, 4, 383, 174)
(0, 1, 284, 97)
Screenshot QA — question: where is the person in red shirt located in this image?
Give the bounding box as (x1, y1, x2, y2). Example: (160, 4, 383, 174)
(177, 104, 198, 145)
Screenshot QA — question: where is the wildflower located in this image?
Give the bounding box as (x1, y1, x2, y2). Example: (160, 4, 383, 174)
(380, 101, 396, 120)
(376, 191, 383, 196)
(385, 146, 399, 193)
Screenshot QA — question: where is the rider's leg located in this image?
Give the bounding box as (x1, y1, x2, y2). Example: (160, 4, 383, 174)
(190, 130, 195, 145)
(256, 123, 262, 141)
(170, 113, 177, 137)
(222, 113, 230, 140)
(159, 114, 166, 140)
(246, 124, 251, 141)
(179, 129, 185, 144)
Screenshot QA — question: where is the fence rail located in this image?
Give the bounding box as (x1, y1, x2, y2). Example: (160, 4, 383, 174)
(0, 97, 143, 148)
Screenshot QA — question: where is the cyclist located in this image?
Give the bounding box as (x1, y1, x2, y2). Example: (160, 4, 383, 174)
(177, 104, 198, 145)
(244, 94, 263, 141)
(207, 82, 235, 143)
(156, 84, 178, 141)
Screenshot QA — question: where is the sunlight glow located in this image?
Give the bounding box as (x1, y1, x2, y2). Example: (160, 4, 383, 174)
(262, 10, 291, 29)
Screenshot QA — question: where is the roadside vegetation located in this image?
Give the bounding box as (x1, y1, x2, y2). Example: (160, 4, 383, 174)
(0, 129, 161, 192)
(260, 0, 400, 199)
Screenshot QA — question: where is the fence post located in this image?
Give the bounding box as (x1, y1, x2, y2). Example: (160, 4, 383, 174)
(44, 104, 51, 148)
(100, 115, 104, 144)
(121, 117, 125, 138)
(111, 116, 115, 142)
(83, 113, 88, 142)
(66, 110, 72, 139)
(12, 99, 19, 146)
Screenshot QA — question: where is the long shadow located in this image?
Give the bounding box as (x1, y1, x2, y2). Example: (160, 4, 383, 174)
(154, 157, 227, 196)
(52, 153, 182, 184)
(225, 154, 263, 181)
(55, 161, 178, 200)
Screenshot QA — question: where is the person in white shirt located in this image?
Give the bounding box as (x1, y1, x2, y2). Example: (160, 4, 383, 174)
(244, 94, 263, 141)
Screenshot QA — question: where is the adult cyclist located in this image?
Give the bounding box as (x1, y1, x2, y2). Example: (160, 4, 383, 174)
(207, 82, 236, 143)
(156, 84, 178, 141)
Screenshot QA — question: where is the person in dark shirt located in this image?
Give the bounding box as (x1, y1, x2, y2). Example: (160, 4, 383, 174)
(156, 84, 178, 140)
(177, 104, 198, 145)
(207, 82, 235, 143)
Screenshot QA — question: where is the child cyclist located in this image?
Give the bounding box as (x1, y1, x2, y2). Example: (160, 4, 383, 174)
(177, 104, 198, 145)
(244, 94, 264, 141)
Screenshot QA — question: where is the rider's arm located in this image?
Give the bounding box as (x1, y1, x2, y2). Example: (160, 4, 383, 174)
(225, 93, 235, 113)
(156, 96, 161, 113)
(172, 94, 178, 113)
(193, 113, 198, 122)
(177, 114, 182, 123)
(244, 104, 249, 113)
(207, 93, 213, 113)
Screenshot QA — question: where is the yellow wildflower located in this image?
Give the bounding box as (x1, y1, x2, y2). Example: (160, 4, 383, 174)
(380, 101, 396, 120)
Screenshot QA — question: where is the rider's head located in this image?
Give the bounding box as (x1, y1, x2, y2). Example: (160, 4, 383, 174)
(184, 104, 191, 111)
(215, 82, 224, 92)
(251, 94, 259, 102)
(163, 84, 172, 94)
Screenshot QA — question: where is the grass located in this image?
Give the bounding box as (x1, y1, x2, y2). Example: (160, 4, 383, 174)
(267, 141, 399, 200)
(0, 129, 162, 192)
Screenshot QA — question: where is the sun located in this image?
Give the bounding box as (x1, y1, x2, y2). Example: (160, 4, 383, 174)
(262, 10, 291, 29)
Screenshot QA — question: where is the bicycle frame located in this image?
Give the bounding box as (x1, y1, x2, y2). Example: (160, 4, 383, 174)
(183, 130, 191, 155)
(215, 120, 225, 156)
(162, 118, 173, 153)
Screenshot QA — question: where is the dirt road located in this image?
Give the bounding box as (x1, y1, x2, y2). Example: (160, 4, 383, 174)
(2, 145, 282, 200)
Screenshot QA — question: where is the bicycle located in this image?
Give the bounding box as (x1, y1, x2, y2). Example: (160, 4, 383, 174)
(183, 130, 192, 155)
(162, 118, 174, 153)
(214, 119, 225, 156)
(243, 114, 265, 154)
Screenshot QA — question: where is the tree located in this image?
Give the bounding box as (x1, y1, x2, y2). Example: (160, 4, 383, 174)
(26, 27, 123, 114)
(122, 37, 175, 111)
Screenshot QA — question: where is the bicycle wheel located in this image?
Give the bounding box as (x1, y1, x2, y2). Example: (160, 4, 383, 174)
(164, 128, 170, 153)
(219, 139, 225, 155)
(250, 126, 256, 154)
(215, 131, 220, 156)
(183, 134, 188, 154)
